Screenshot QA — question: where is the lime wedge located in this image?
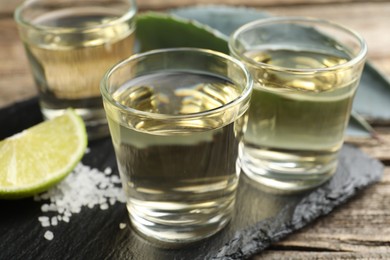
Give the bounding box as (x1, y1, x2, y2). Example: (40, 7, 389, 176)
(0, 109, 87, 199)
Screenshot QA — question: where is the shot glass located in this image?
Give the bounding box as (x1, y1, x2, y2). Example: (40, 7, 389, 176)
(100, 48, 252, 245)
(229, 17, 367, 191)
(14, 0, 137, 139)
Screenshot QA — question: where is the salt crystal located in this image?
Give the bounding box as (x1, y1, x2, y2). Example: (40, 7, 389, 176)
(38, 216, 49, 222)
(48, 204, 58, 211)
(41, 204, 49, 212)
(62, 216, 70, 223)
(99, 182, 108, 189)
(51, 217, 58, 226)
(104, 167, 112, 175)
(119, 223, 126, 229)
(110, 175, 121, 184)
(90, 168, 99, 174)
(38, 217, 50, 228)
(85, 147, 91, 154)
(100, 203, 109, 210)
(41, 221, 50, 227)
(44, 231, 54, 241)
(71, 206, 81, 214)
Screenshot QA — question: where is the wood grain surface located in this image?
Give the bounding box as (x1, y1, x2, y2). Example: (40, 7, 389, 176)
(1, 0, 390, 258)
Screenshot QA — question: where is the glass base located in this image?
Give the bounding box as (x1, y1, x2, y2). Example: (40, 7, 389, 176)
(127, 197, 234, 247)
(240, 145, 338, 192)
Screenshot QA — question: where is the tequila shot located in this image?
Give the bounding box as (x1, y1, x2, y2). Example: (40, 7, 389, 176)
(229, 17, 367, 191)
(100, 48, 252, 245)
(15, 0, 137, 139)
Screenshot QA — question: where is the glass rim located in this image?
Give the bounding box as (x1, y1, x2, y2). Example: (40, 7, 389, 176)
(14, 0, 137, 33)
(100, 47, 253, 120)
(229, 16, 368, 73)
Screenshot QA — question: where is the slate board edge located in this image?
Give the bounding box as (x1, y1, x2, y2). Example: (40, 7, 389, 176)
(212, 145, 384, 259)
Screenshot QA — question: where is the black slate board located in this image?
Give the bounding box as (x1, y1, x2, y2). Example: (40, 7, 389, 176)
(0, 96, 384, 259)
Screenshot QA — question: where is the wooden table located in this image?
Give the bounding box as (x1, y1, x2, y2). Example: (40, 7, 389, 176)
(1, 0, 389, 258)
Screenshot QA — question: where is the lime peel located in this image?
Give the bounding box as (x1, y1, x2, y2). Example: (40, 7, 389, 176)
(0, 109, 87, 199)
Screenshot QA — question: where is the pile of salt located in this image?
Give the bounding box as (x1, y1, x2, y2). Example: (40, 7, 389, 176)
(34, 159, 126, 240)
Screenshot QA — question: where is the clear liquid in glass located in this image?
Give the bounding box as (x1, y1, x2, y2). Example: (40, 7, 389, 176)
(104, 71, 247, 244)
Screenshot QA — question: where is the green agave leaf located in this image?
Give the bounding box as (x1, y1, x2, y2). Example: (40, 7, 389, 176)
(136, 12, 229, 54)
